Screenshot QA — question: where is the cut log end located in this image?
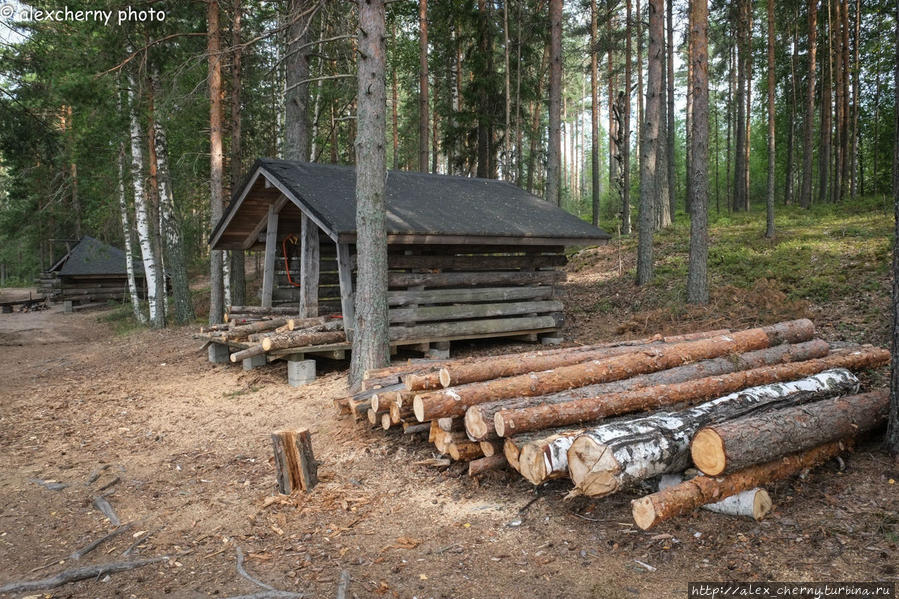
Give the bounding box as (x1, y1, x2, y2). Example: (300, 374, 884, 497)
(465, 408, 489, 441)
(567, 436, 623, 497)
(439, 367, 452, 388)
(493, 412, 508, 438)
(261, 338, 273, 351)
(413, 395, 426, 422)
(752, 489, 773, 520)
(632, 496, 657, 531)
(690, 428, 727, 476)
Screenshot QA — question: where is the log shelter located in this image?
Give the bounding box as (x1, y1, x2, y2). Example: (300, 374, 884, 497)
(209, 159, 610, 365)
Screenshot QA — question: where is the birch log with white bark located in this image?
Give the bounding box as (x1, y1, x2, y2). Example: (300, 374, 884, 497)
(658, 473, 772, 521)
(566, 369, 859, 498)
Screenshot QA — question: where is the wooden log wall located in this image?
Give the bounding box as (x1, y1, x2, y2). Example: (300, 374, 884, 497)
(276, 241, 567, 345)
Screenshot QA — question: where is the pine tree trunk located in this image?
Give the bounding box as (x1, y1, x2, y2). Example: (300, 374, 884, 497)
(733, 0, 749, 212)
(591, 0, 601, 227)
(665, 0, 675, 215)
(208, 0, 225, 324)
(285, 0, 310, 161)
(636, 0, 644, 172)
(502, 0, 511, 180)
(765, 0, 776, 238)
(622, 0, 632, 235)
(127, 71, 163, 328)
(849, 0, 859, 200)
(637, 0, 663, 285)
(349, 0, 390, 389)
(230, 0, 246, 306)
(546, 0, 563, 205)
(154, 121, 195, 324)
(784, 19, 798, 206)
(116, 140, 147, 324)
(568, 370, 859, 497)
(477, 0, 491, 179)
(657, 19, 671, 231)
(799, 0, 817, 209)
(839, 0, 850, 202)
(888, 0, 899, 458)
(527, 44, 549, 194)
(819, 0, 833, 206)
(419, 0, 429, 173)
(687, 0, 709, 303)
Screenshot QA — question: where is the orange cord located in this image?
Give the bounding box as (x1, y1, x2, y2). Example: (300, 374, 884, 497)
(282, 234, 302, 288)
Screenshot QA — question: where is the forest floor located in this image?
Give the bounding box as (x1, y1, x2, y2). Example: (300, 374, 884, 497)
(1, 198, 898, 599)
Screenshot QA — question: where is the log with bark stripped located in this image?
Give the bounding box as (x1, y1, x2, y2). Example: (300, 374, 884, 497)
(494, 347, 887, 437)
(691, 389, 889, 476)
(448, 441, 484, 461)
(632, 440, 850, 530)
(464, 340, 830, 441)
(565, 369, 859, 497)
(414, 320, 815, 422)
(479, 440, 504, 457)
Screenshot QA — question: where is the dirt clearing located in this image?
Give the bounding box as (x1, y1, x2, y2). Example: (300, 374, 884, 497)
(1, 288, 897, 598)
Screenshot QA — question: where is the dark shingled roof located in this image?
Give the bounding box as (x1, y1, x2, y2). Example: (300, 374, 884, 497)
(52, 236, 144, 277)
(213, 159, 611, 244)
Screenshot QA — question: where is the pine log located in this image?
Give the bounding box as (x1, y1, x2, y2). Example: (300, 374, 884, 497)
(387, 270, 564, 289)
(464, 340, 830, 441)
(428, 420, 440, 443)
(230, 344, 266, 363)
(415, 320, 817, 422)
(437, 417, 464, 432)
(261, 330, 347, 352)
(226, 317, 289, 337)
(349, 398, 371, 421)
(333, 398, 351, 415)
(566, 369, 859, 497)
(367, 408, 386, 426)
(494, 346, 887, 437)
(401, 327, 733, 392)
(479, 440, 505, 457)
(271, 429, 318, 494)
(503, 437, 522, 470)
(248, 324, 291, 342)
(381, 412, 393, 430)
(287, 315, 334, 331)
(403, 422, 431, 435)
(434, 430, 469, 454)
(658, 474, 772, 521)
(435, 326, 760, 389)
(468, 454, 508, 476)
(632, 440, 850, 530)
(364, 359, 444, 380)
(390, 402, 414, 423)
(448, 440, 484, 461)
(691, 389, 889, 476)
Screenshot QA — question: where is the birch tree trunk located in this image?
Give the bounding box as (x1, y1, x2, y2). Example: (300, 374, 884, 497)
(154, 121, 195, 324)
(546, 0, 563, 206)
(208, 0, 225, 324)
(349, 0, 390, 389)
(687, 0, 709, 304)
(127, 71, 163, 328)
(567, 369, 859, 497)
(637, 0, 663, 285)
(117, 141, 146, 324)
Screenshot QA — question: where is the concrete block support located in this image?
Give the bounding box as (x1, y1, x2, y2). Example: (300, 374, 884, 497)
(288, 358, 316, 387)
(427, 341, 451, 360)
(208, 342, 230, 364)
(242, 354, 267, 370)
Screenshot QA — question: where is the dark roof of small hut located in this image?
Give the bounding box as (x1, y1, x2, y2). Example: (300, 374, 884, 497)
(50, 236, 144, 277)
(211, 159, 611, 249)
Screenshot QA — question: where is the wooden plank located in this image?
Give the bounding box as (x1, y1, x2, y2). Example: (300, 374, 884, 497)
(389, 313, 563, 341)
(261, 203, 279, 308)
(336, 242, 355, 336)
(388, 254, 567, 271)
(388, 300, 563, 324)
(388, 285, 554, 306)
(387, 270, 564, 289)
(299, 214, 320, 317)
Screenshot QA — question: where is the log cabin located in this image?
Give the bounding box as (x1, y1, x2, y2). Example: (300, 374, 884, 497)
(210, 159, 610, 366)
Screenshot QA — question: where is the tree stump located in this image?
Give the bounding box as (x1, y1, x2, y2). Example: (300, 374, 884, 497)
(271, 429, 318, 494)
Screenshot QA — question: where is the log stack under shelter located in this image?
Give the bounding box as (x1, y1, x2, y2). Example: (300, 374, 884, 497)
(204, 159, 611, 380)
(337, 318, 891, 529)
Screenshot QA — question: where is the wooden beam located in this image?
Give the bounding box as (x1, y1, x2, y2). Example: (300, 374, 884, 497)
(299, 214, 320, 317)
(261, 204, 279, 308)
(243, 195, 288, 251)
(335, 242, 355, 337)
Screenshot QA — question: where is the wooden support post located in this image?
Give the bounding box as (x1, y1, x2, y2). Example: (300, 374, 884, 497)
(261, 203, 279, 309)
(299, 214, 320, 318)
(271, 429, 318, 494)
(335, 242, 355, 337)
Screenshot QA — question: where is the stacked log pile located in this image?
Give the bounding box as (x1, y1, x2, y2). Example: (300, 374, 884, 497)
(196, 310, 346, 361)
(340, 319, 890, 529)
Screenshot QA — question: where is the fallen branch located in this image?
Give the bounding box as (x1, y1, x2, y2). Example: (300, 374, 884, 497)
(222, 547, 305, 599)
(336, 570, 351, 599)
(0, 556, 168, 594)
(93, 496, 120, 526)
(70, 522, 134, 560)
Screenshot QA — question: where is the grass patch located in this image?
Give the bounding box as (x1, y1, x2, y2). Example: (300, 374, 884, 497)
(96, 302, 146, 336)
